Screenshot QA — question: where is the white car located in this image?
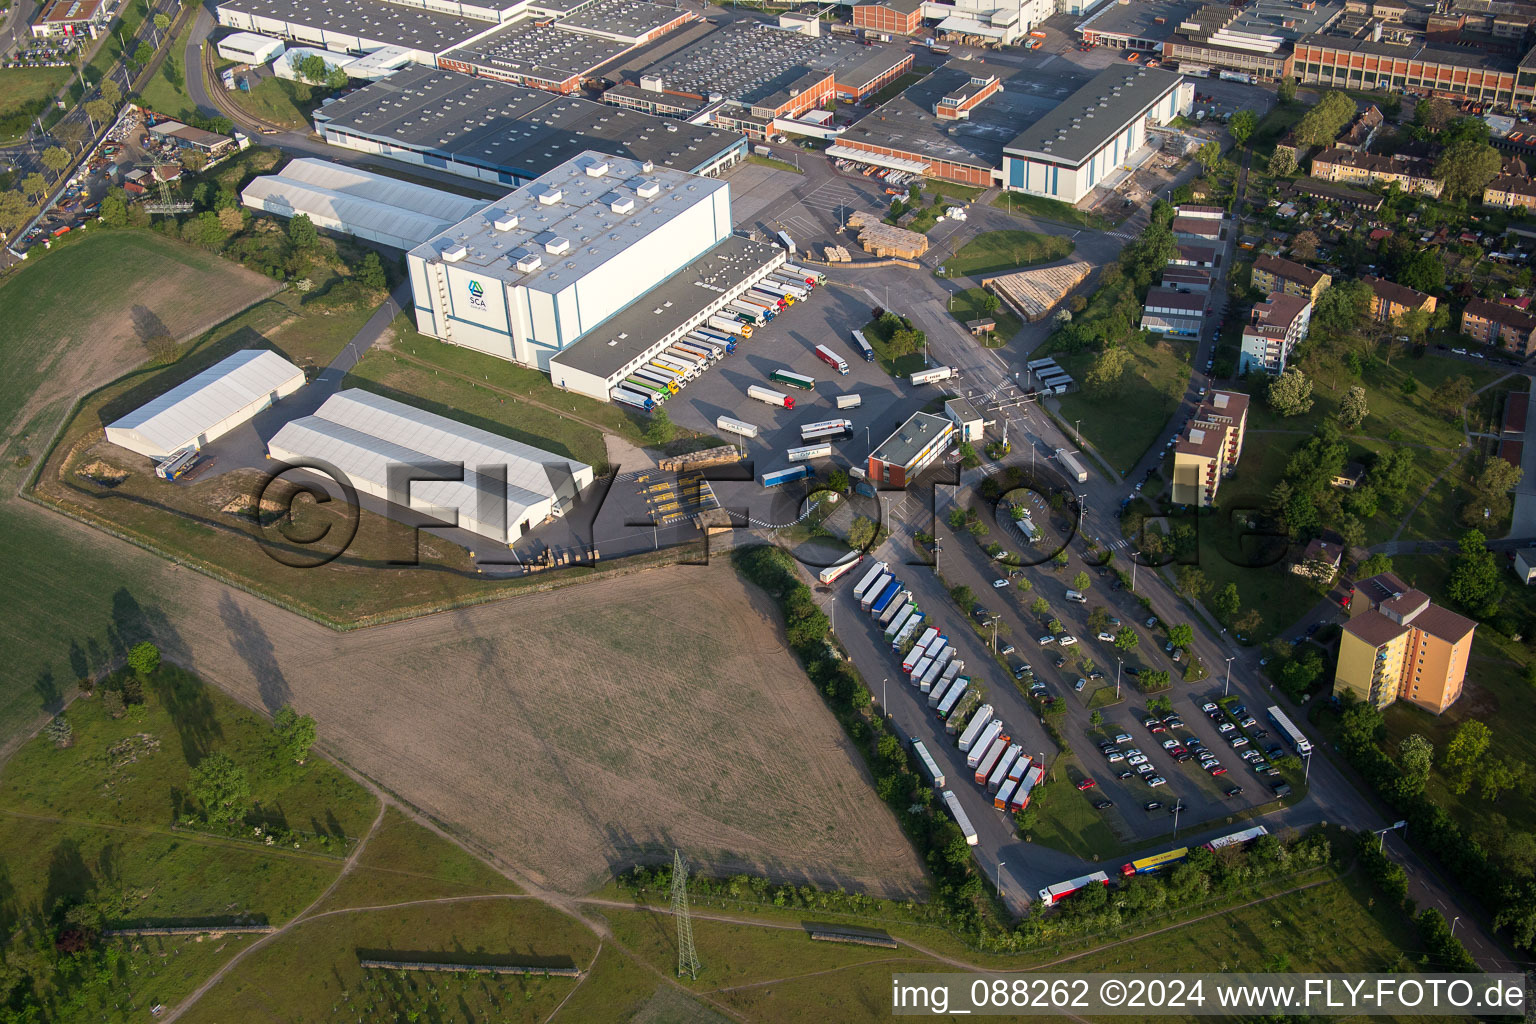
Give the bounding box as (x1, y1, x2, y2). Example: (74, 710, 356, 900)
(1160, 738, 1180, 750)
(992, 579, 1010, 589)
(1124, 748, 1143, 757)
(1038, 635, 1056, 646)
(1107, 752, 1125, 762)
(1097, 631, 1115, 642)
(1059, 635, 1078, 647)
(1201, 702, 1218, 712)
(1127, 754, 1149, 766)
(1146, 776, 1167, 788)
(1136, 763, 1156, 775)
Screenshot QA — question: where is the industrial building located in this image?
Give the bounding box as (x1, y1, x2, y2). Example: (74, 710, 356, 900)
(1335, 571, 1476, 714)
(407, 151, 734, 375)
(240, 158, 488, 250)
(551, 0, 693, 45)
(1140, 286, 1205, 337)
(439, 20, 633, 92)
(1076, 0, 1200, 51)
(214, 0, 507, 65)
(31, 0, 113, 38)
(1161, 0, 1343, 82)
(266, 389, 594, 544)
(547, 234, 785, 400)
(1002, 64, 1190, 205)
(867, 411, 956, 488)
(216, 30, 287, 64)
(313, 68, 747, 187)
(1294, 22, 1524, 108)
(106, 349, 306, 461)
(1170, 389, 1248, 508)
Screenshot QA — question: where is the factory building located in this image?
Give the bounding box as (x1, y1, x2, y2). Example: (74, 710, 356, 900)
(1002, 64, 1189, 206)
(313, 68, 747, 187)
(106, 350, 306, 461)
(407, 152, 730, 372)
(214, 0, 507, 65)
(267, 389, 594, 544)
(216, 30, 286, 64)
(240, 158, 488, 250)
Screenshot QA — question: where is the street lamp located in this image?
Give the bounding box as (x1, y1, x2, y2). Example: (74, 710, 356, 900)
(1450, 916, 1460, 937)
(1116, 656, 1123, 699)
(1224, 655, 1235, 697)
(1303, 750, 1313, 783)
(1172, 799, 1183, 836)
(882, 677, 888, 712)
(989, 614, 1001, 652)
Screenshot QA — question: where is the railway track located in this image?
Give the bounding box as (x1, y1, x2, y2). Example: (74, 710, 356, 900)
(200, 43, 290, 136)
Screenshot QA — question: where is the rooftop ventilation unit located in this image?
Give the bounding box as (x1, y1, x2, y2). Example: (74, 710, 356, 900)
(545, 236, 571, 255)
(607, 192, 635, 213)
(636, 179, 661, 198)
(493, 212, 519, 231)
(538, 187, 563, 205)
(442, 243, 468, 262)
(513, 249, 543, 272)
(584, 159, 610, 177)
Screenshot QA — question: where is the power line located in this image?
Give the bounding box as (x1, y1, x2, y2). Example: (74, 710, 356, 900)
(670, 849, 701, 980)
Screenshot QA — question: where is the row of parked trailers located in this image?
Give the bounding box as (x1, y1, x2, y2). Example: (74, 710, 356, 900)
(607, 264, 826, 411)
(1025, 357, 1075, 396)
(845, 562, 1042, 849)
(1034, 826, 1272, 909)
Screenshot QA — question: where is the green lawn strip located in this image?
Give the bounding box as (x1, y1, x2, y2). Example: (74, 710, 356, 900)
(746, 153, 803, 175)
(0, 664, 379, 841)
(546, 944, 664, 1024)
(989, 191, 1110, 231)
(923, 180, 985, 202)
(864, 71, 925, 108)
(134, 9, 201, 118)
(1042, 338, 1192, 474)
(176, 900, 596, 1024)
(941, 229, 1076, 278)
(0, 66, 72, 141)
(1396, 449, 1473, 545)
(314, 805, 520, 911)
(1023, 765, 1125, 862)
(947, 287, 1021, 347)
(1250, 104, 1305, 160)
(225, 76, 327, 129)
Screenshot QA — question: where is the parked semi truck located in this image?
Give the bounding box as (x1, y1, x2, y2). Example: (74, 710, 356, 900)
(852, 561, 888, 603)
(965, 720, 1005, 767)
(913, 740, 945, 789)
(956, 705, 995, 753)
(849, 328, 875, 362)
(760, 465, 811, 487)
(610, 387, 655, 410)
(891, 612, 924, 649)
(909, 366, 956, 385)
(941, 790, 978, 846)
(817, 552, 861, 585)
(747, 384, 794, 409)
(935, 677, 969, 716)
(987, 744, 1023, 792)
(836, 393, 862, 409)
(861, 573, 894, 611)
(770, 369, 816, 391)
(786, 443, 832, 462)
(716, 415, 759, 439)
(814, 344, 850, 375)
(974, 734, 1010, 783)
(708, 315, 753, 337)
(1055, 448, 1088, 483)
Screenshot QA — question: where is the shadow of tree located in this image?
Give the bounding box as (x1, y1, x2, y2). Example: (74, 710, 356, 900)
(218, 593, 290, 713)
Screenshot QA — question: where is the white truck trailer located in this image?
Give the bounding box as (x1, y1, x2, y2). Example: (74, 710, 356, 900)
(956, 705, 995, 753)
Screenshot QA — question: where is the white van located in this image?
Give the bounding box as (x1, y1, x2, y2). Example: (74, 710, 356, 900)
(1065, 590, 1087, 603)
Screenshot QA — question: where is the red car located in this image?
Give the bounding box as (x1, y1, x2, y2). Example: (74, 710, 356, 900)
(1209, 766, 1228, 776)
(1076, 778, 1097, 791)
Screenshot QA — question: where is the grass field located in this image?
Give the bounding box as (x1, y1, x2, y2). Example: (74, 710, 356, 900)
(84, 0, 148, 98)
(862, 315, 929, 378)
(947, 287, 1021, 347)
(942, 230, 1076, 279)
(0, 66, 70, 141)
(1045, 338, 1192, 474)
(226, 76, 326, 129)
(134, 11, 200, 119)
(990, 191, 1110, 231)
(315, 805, 519, 911)
(747, 153, 803, 175)
(1023, 772, 1124, 861)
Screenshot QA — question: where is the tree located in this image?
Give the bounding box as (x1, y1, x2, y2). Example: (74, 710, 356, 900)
(1167, 623, 1193, 648)
(1213, 582, 1240, 624)
(1415, 97, 1456, 135)
(180, 210, 228, 249)
(102, 688, 126, 719)
(100, 187, 127, 227)
(981, 292, 1001, 315)
(1084, 346, 1131, 397)
(100, 77, 122, 108)
(84, 98, 113, 131)
(21, 172, 47, 204)
(180, 150, 208, 173)
(1277, 77, 1297, 105)
(644, 407, 675, 445)
(143, 333, 176, 364)
(1114, 627, 1139, 651)
(1435, 138, 1503, 201)
(1441, 721, 1491, 796)
(1071, 571, 1091, 592)
(1290, 230, 1319, 262)
(1395, 249, 1444, 294)
(1090, 709, 1103, 727)
(191, 752, 250, 824)
(1397, 734, 1434, 797)
(1267, 367, 1314, 417)
(0, 190, 30, 237)
(1268, 147, 1297, 177)
(1294, 91, 1356, 148)
(356, 250, 387, 291)
(272, 705, 317, 764)
(1358, 552, 1393, 578)
(1446, 528, 1500, 617)
(217, 206, 244, 233)
(152, 11, 171, 44)
(1175, 564, 1208, 600)
(847, 515, 878, 550)
(1338, 385, 1368, 430)
(127, 641, 160, 677)
(1195, 140, 1222, 175)
(45, 715, 73, 749)
(287, 213, 319, 252)
(1311, 278, 1371, 337)
(1228, 109, 1258, 147)
(1030, 596, 1049, 616)
(132, 41, 154, 68)
(1429, 375, 1473, 419)
(828, 469, 849, 493)
(1478, 757, 1526, 803)
(41, 145, 71, 179)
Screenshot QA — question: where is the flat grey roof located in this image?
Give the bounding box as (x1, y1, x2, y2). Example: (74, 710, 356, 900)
(215, 0, 494, 52)
(871, 411, 953, 469)
(631, 21, 907, 107)
(314, 67, 743, 179)
(444, 20, 631, 82)
(839, 60, 1060, 171)
(1004, 63, 1183, 167)
(1300, 28, 1522, 73)
(549, 234, 782, 379)
(556, 0, 685, 42)
(1079, 0, 1200, 40)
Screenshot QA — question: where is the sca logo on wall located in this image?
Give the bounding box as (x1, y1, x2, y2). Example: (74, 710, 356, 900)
(466, 279, 488, 311)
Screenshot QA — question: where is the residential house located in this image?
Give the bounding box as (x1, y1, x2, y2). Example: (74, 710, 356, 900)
(1360, 275, 1436, 324)
(1171, 390, 1249, 508)
(1172, 216, 1222, 243)
(1515, 548, 1536, 584)
(1170, 243, 1219, 269)
(1141, 286, 1206, 338)
(1291, 538, 1343, 584)
(1250, 254, 1331, 304)
(1331, 461, 1366, 489)
(1484, 174, 1536, 212)
(1462, 297, 1536, 356)
(1334, 571, 1476, 714)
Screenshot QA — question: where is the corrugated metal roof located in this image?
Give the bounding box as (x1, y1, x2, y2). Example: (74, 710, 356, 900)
(108, 350, 304, 455)
(266, 389, 592, 539)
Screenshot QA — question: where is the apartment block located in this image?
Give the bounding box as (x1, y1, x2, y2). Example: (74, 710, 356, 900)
(1250, 254, 1331, 304)
(1462, 297, 1536, 356)
(1170, 390, 1249, 507)
(1239, 290, 1311, 375)
(1360, 275, 1435, 324)
(1484, 174, 1536, 212)
(1309, 148, 1443, 197)
(1334, 571, 1476, 714)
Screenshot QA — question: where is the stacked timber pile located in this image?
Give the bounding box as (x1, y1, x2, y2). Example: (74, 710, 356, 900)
(657, 445, 743, 472)
(823, 244, 853, 262)
(846, 212, 928, 259)
(982, 261, 1094, 321)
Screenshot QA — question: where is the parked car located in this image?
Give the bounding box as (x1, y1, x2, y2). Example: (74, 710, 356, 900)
(1224, 786, 1244, 797)
(1093, 799, 1113, 809)
(1097, 631, 1115, 642)
(1038, 635, 1055, 646)
(992, 579, 1010, 589)
(1076, 778, 1097, 791)
(1144, 801, 1163, 811)
(1074, 678, 1087, 692)
(1059, 636, 1078, 647)
(1114, 733, 1134, 744)
(1200, 702, 1218, 712)
(1146, 616, 1159, 627)
(1128, 754, 1149, 766)
(1054, 656, 1066, 668)
(1000, 642, 1017, 655)
(1146, 776, 1167, 788)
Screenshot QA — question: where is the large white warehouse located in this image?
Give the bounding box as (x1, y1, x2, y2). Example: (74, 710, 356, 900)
(1001, 64, 1189, 206)
(406, 151, 731, 372)
(267, 389, 593, 543)
(240, 157, 487, 249)
(106, 349, 306, 460)
(216, 30, 285, 64)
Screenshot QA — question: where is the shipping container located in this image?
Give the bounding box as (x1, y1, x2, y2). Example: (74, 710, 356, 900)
(965, 720, 1004, 767)
(891, 612, 924, 649)
(625, 377, 670, 398)
(956, 705, 995, 753)
(760, 465, 811, 488)
(748, 288, 787, 309)
(814, 344, 850, 375)
(916, 655, 946, 693)
(786, 443, 832, 462)
(987, 744, 1023, 792)
(708, 315, 753, 337)
(1054, 448, 1088, 483)
(928, 673, 956, 708)
(936, 678, 970, 718)
(974, 734, 1010, 784)
(936, 659, 963, 693)
(941, 790, 978, 845)
(870, 579, 903, 615)
(849, 328, 876, 362)
(913, 626, 940, 652)
(909, 656, 932, 685)
(836, 392, 863, 409)
(877, 592, 910, 628)
(885, 601, 916, 640)
(913, 740, 945, 789)
(1010, 763, 1044, 811)
(770, 369, 816, 391)
(754, 281, 796, 305)
(783, 263, 825, 286)
(818, 551, 861, 585)
(993, 777, 1018, 809)
(747, 384, 794, 409)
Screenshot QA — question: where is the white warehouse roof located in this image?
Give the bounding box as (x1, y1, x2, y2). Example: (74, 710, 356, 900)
(106, 349, 305, 460)
(216, 30, 285, 62)
(241, 158, 488, 249)
(266, 389, 594, 543)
